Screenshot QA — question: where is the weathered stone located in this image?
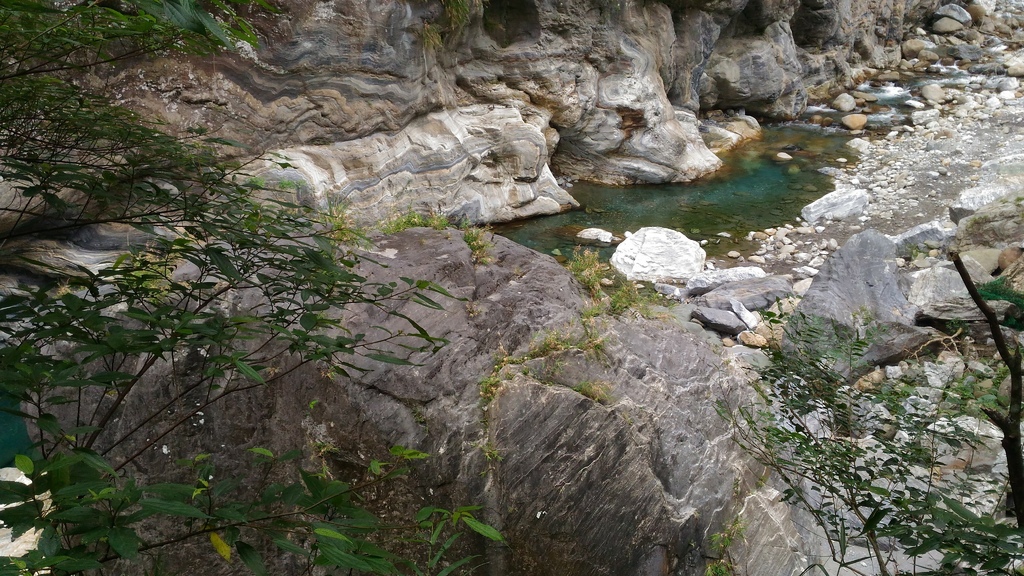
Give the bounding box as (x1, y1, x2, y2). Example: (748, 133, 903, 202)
(961, 248, 1002, 274)
(801, 188, 869, 223)
(790, 230, 937, 376)
(902, 38, 931, 59)
(920, 83, 946, 102)
(833, 93, 857, 112)
(845, 137, 872, 154)
(999, 246, 1024, 271)
(911, 109, 941, 125)
(685, 267, 769, 296)
(918, 49, 942, 63)
(950, 184, 1018, 223)
(948, 44, 984, 61)
(703, 22, 807, 119)
(738, 331, 769, 348)
(906, 265, 1016, 321)
(691, 306, 748, 335)
(887, 221, 956, 258)
(956, 194, 1024, 251)
(263, 105, 578, 225)
(931, 16, 965, 33)
(610, 227, 706, 283)
(934, 4, 973, 25)
(841, 114, 868, 130)
(694, 275, 795, 312)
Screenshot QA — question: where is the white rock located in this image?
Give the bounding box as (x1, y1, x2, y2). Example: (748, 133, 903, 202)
(576, 227, 614, 243)
(609, 227, 706, 283)
(833, 93, 857, 113)
(999, 90, 1017, 100)
(905, 99, 926, 109)
(800, 188, 870, 224)
(845, 138, 872, 153)
(911, 109, 941, 125)
(776, 152, 793, 161)
(920, 83, 946, 102)
(685, 266, 768, 295)
(730, 299, 760, 331)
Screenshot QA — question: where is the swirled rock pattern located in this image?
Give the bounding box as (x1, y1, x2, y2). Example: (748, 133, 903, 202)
(104, 0, 940, 222)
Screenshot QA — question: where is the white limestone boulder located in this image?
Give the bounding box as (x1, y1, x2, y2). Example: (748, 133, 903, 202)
(610, 227, 706, 282)
(801, 188, 869, 224)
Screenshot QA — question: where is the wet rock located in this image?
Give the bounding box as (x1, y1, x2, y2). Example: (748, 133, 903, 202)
(577, 228, 615, 244)
(610, 227, 705, 283)
(841, 114, 868, 130)
(801, 188, 869, 224)
(948, 44, 984, 61)
(845, 137, 872, 154)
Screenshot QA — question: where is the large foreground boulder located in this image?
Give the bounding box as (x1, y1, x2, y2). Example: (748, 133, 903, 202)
(95, 228, 808, 576)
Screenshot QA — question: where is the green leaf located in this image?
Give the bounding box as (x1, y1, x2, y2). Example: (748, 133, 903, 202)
(138, 498, 210, 519)
(107, 527, 140, 559)
(234, 359, 264, 383)
(462, 517, 503, 542)
(235, 541, 269, 576)
(13, 455, 33, 476)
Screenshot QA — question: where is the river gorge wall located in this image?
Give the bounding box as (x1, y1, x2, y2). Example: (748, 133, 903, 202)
(104, 0, 941, 224)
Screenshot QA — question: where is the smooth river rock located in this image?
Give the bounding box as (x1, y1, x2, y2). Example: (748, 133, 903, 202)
(610, 227, 706, 283)
(801, 188, 870, 223)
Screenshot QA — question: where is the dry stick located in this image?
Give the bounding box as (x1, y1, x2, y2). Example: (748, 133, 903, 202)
(950, 253, 1024, 524)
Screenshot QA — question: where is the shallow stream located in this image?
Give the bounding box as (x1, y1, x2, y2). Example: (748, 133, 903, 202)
(493, 124, 858, 260)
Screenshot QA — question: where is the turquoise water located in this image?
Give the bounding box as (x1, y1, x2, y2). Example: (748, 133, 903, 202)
(0, 396, 30, 467)
(493, 124, 856, 260)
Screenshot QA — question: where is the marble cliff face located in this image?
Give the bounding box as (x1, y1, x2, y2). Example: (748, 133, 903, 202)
(106, 0, 939, 224)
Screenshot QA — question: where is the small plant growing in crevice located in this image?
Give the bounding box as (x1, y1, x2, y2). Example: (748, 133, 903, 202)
(462, 225, 494, 264)
(572, 381, 612, 404)
(704, 517, 745, 576)
(566, 247, 666, 318)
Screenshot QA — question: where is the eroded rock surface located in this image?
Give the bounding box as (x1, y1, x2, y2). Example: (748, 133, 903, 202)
(101, 0, 941, 224)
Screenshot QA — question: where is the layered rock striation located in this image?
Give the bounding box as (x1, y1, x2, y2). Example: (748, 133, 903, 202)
(104, 0, 939, 224)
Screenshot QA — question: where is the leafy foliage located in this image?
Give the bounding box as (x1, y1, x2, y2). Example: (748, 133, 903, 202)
(0, 1, 500, 574)
(722, 311, 1024, 575)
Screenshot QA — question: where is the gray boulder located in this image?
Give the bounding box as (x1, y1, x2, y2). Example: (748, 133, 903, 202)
(790, 230, 937, 377)
(694, 275, 795, 311)
(934, 4, 973, 25)
(686, 266, 769, 296)
(887, 221, 956, 257)
(948, 44, 984, 61)
(955, 194, 1024, 251)
(691, 306, 748, 335)
(950, 184, 1017, 223)
(905, 265, 1015, 321)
